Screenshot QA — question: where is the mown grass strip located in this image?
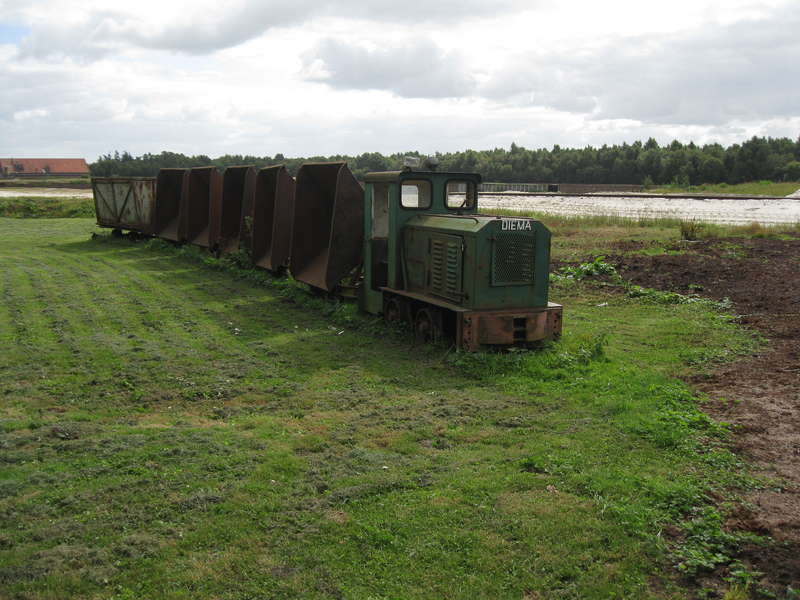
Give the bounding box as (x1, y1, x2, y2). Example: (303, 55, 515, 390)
(0, 218, 768, 599)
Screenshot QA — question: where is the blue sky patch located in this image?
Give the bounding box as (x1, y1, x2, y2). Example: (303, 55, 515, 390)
(0, 24, 29, 45)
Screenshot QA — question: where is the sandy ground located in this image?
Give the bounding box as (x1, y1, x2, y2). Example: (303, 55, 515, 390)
(479, 192, 800, 225)
(0, 188, 93, 198)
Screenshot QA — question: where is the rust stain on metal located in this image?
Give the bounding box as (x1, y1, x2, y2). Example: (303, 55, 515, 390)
(245, 164, 295, 272)
(152, 168, 189, 242)
(458, 304, 562, 351)
(184, 166, 223, 248)
(218, 165, 256, 254)
(290, 162, 364, 292)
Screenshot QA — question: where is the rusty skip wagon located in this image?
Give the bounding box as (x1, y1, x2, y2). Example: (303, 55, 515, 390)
(92, 158, 562, 350)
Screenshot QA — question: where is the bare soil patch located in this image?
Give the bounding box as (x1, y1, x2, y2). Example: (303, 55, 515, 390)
(608, 236, 800, 593)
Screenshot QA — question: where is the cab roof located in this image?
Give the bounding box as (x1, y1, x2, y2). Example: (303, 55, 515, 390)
(364, 169, 482, 184)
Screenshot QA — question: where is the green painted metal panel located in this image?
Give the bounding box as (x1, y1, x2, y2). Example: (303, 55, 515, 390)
(428, 233, 463, 302)
(403, 216, 551, 310)
(405, 214, 488, 233)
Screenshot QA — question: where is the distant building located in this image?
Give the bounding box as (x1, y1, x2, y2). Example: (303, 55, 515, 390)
(0, 158, 89, 178)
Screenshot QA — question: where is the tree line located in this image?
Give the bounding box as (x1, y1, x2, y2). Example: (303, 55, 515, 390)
(90, 136, 800, 185)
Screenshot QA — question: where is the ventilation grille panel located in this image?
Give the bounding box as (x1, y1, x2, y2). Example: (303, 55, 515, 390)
(429, 234, 463, 302)
(492, 233, 536, 286)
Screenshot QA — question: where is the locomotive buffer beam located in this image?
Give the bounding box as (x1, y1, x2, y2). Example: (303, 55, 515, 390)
(381, 287, 562, 351)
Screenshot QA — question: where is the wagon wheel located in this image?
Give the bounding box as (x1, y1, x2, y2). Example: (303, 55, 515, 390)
(414, 307, 442, 344)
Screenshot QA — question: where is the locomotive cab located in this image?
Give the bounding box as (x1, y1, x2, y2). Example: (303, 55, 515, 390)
(360, 165, 562, 350)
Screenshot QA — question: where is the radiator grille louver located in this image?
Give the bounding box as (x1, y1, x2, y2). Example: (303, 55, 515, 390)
(492, 232, 536, 286)
(429, 234, 463, 302)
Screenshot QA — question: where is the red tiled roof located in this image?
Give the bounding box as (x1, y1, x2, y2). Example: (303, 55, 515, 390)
(0, 158, 89, 175)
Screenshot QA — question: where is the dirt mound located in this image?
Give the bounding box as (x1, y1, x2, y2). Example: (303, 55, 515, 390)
(609, 237, 800, 593)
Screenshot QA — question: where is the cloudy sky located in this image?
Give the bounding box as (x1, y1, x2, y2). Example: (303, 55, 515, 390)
(1, 0, 798, 160)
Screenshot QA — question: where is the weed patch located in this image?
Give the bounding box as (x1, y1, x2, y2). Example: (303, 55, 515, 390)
(675, 506, 765, 576)
(0, 197, 94, 218)
(448, 333, 608, 381)
(555, 255, 735, 312)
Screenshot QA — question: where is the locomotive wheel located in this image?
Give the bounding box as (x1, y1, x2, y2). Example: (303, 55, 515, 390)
(414, 307, 442, 343)
(384, 298, 402, 323)
(384, 297, 411, 325)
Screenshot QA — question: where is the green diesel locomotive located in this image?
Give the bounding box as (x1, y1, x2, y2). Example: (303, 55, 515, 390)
(360, 166, 561, 350)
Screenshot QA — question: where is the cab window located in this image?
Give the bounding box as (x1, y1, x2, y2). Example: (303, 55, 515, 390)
(401, 180, 432, 209)
(446, 180, 477, 210)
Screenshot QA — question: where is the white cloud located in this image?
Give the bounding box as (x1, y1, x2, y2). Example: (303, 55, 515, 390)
(11, 0, 531, 59)
(0, 0, 797, 161)
(13, 108, 49, 121)
(303, 37, 476, 98)
(481, 5, 800, 125)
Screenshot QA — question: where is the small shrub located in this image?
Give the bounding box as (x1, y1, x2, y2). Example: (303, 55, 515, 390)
(675, 506, 764, 576)
(680, 220, 702, 240)
(560, 256, 621, 281)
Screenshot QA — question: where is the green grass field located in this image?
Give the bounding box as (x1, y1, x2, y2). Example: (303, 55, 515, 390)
(0, 218, 763, 599)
